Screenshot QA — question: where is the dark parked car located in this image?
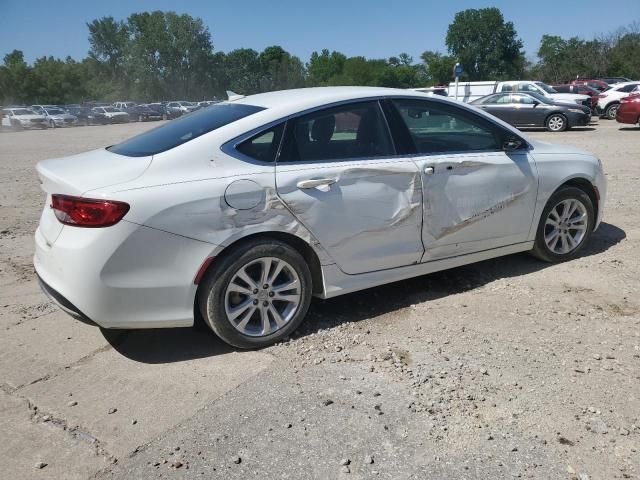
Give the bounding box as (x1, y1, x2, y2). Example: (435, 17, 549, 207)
(616, 92, 640, 127)
(552, 84, 600, 109)
(146, 103, 181, 120)
(471, 92, 591, 132)
(65, 105, 110, 125)
(130, 104, 163, 122)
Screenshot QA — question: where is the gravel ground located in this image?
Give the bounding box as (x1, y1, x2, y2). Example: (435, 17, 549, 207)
(0, 120, 638, 480)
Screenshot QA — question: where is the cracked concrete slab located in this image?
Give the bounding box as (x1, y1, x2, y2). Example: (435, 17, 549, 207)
(0, 390, 106, 480)
(18, 329, 273, 460)
(0, 310, 108, 389)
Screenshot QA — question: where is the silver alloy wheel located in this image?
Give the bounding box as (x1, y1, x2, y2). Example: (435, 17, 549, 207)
(544, 199, 588, 254)
(547, 115, 565, 131)
(224, 257, 301, 337)
(607, 104, 619, 119)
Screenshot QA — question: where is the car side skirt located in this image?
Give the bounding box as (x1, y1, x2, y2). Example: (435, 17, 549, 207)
(316, 241, 534, 299)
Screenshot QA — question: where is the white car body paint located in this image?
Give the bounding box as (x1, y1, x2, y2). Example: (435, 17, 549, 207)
(34, 87, 607, 329)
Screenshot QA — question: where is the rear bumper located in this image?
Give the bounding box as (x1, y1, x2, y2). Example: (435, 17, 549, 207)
(34, 220, 214, 329)
(616, 110, 639, 124)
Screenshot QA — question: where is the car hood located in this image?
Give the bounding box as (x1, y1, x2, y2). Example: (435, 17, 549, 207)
(528, 139, 593, 157)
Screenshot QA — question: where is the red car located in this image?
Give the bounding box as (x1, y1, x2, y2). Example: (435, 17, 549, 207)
(571, 79, 610, 92)
(553, 84, 600, 109)
(616, 93, 640, 126)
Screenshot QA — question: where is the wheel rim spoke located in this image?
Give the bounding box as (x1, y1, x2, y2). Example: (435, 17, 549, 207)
(224, 256, 302, 338)
(544, 198, 588, 255)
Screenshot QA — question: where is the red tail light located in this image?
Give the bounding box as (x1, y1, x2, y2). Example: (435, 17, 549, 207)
(51, 194, 130, 227)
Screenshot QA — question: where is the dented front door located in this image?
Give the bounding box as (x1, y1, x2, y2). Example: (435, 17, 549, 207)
(275, 158, 424, 275)
(413, 150, 538, 261)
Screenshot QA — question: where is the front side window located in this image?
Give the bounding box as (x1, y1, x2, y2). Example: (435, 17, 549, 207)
(519, 82, 544, 95)
(236, 124, 284, 162)
(279, 101, 393, 162)
(512, 94, 536, 105)
(390, 99, 502, 154)
(109, 103, 264, 157)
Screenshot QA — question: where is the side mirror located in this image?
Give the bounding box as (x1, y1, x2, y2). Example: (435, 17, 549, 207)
(503, 136, 524, 151)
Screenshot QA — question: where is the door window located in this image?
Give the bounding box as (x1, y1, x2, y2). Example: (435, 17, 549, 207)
(279, 101, 393, 162)
(390, 99, 502, 154)
(512, 94, 537, 104)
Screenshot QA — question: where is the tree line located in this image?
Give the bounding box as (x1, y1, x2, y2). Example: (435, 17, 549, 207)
(1, 9, 639, 105)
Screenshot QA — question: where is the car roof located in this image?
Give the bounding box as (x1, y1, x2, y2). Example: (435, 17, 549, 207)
(613, 81, 640, 88)
(233, 86, 433, 111)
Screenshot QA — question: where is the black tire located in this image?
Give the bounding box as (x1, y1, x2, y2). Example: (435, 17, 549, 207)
(545, 113, 567, 132)
(531, 186, 595, 262)
(198, 238, 312, 349)
(604, 103, 619, 120)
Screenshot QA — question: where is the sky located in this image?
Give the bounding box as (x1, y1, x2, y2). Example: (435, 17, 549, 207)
(1, 0, 639, 64)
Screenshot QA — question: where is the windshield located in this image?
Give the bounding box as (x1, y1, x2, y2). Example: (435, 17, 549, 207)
(108, 103, 264, 157)
(103, 107, 119, 112)
(46, 108, 65, 115)
(12, 109, 36, 115)
(180, 102, 195, 106)
(535, 82, 558, 94)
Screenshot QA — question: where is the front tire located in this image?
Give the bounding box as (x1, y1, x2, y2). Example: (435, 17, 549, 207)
(198, 239, 312, 349)
(546, 114, 567, 132)
(531, 186, 594, 262)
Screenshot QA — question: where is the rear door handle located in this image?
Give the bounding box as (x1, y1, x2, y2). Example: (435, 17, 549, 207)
(296, 178, 337, 190)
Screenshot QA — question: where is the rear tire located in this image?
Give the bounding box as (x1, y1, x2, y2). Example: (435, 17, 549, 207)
(531, 186, 594, 262)
(546, 114, 567, 132)
(198, 239, 312, 349)
(604, 103, 619, 120)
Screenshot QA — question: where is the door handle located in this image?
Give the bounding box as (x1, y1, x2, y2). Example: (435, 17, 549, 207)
(296, 178, 337, 189)
(424, 166, 435, 175)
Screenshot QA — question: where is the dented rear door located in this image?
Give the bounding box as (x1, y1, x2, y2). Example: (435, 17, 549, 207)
(275, 157, 424, 275)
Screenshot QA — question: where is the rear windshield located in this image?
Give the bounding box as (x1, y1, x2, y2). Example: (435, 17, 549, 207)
(108, 103, 264, 157)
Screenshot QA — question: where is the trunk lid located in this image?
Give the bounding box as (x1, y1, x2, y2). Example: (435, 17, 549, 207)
(36, 148, 151, 245)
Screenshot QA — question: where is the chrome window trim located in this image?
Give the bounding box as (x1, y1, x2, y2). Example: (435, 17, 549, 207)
(221, 94, 531, 166)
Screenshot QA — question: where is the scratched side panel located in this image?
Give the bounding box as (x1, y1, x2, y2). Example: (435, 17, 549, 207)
(275, 159, 424, 275)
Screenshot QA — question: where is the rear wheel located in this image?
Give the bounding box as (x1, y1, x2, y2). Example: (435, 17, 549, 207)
(198, 239, 312, 349)
(605, 103, 619, 120)
(531, 186, 594, 262)
(546, 114, 567, 132)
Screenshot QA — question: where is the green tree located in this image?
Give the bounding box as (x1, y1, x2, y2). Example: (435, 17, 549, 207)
(259, 46, 305, 91)
(223, 48, 262, 94)
(446, 8, 525, 80)
(306, 49, 347, 85)
(0, 50, 30, 104)
(420, 50, 455, 85)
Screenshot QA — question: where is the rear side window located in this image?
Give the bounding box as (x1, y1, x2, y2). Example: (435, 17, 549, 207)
(109, 103, 264, 157)
(390, 98, 502, 154)
(236, 124, 284, 162)
(279, 101, 393, 162)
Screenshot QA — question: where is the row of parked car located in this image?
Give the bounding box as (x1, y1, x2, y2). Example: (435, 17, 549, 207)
(415, 77, 639, 131)
(0, 100, 220, 131)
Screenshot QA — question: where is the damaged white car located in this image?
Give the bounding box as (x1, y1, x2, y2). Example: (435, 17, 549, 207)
(34, 87, 606, 348)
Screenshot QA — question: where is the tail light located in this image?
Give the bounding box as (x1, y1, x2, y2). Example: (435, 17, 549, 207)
(51, 194, 130, 227)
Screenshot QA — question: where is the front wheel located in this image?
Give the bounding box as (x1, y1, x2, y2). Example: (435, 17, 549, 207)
(198, 239, 312, 349)
(531, 186, 594, 262)
(546, 114, 567, 132)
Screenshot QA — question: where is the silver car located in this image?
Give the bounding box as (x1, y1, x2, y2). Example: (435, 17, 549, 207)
(35, 106, 78, 128)
(34, 87, 606, 349)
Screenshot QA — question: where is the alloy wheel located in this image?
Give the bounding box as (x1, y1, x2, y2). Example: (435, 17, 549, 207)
(544, 199, 588, 254)
(607, 104, 619, 120)
(224, 257, 301, 337)
(547, 115, 565, 132)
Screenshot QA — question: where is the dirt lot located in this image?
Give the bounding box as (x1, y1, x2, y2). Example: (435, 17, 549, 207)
(0, 120, 638, 480)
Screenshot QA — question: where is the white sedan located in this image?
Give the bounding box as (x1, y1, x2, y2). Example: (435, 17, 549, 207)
(1, 107, 48, 130)
(34, 87, 607, 348)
